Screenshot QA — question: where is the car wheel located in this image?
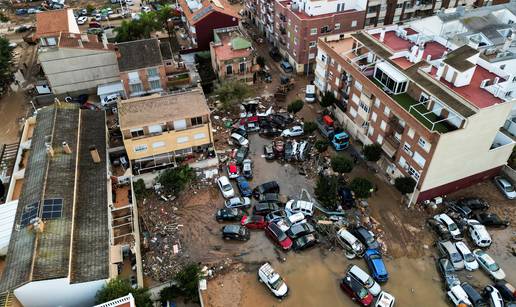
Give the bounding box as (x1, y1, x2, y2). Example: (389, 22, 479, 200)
(224, 236, 230, 240)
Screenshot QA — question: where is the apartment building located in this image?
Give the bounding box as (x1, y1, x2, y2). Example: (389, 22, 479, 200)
(118, 89, 215, 174)
(245, 0, 276, 43)
(116, 38, 168, 97)
(314, 19, 516, 201)
(178, 0, 239, 50)
(274, 0, 367, 73)
(210, 26, 256, 83)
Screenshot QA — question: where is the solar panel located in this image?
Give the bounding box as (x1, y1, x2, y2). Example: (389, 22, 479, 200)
(20, 202, 39, 227)
(42, 199, 63, 219)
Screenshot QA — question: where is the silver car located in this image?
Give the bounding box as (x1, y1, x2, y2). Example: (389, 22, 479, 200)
(493, 176, 516, 199)
(438, 241, 464, 270)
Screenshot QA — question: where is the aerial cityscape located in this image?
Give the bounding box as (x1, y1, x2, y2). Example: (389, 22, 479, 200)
(0, 0, 514, 306)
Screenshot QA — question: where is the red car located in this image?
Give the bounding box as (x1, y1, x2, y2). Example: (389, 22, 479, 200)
(265, 222, 292, 250)
(227, 162, 239, 179)
(339, 275, 373, 306)
(241, 215, 267, 229)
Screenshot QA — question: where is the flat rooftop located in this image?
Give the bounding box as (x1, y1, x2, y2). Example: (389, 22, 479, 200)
(278, 0, 357, 19)
(212, 29, 253, 61)
(118, 88, 211, 130)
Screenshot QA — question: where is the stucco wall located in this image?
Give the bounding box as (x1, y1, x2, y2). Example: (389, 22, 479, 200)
(39, 47, 120, 95)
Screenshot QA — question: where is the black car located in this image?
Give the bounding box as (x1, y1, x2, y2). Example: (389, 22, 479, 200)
(338, 187, 355, 209)
(222, 225, 250, 241)
(457, 198, 489, 211)
(292, 233, 317, 251)
(269, 113, 293, 129)
(231, 127, 248, 139)
(258, 193, 281, 204)
(253, 181, 280, 198)
(494, 281, 516, 302)
(286, 223, 315, 239)
(474, 212, 510, 228)
(436, 258, 460, 290)
(235, 146, 249, 165)
(351, 226, 380, 250)
(216, 208, 243, 222)
(461, 282, 486, 307)
(284, 141, 295, 161)
(259, 127, 281, 137)
(264, 144, 275, 160)
(426, 219, 452, 240)
(269, 47, 282, 62)
(252, 203, 280, 216)
(448, 204, 473, 218)
(265, 210, 287, 223)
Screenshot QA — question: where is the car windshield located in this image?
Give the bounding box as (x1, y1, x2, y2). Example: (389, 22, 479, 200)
(450, 252, 462, 262)
(335, 135, 349, 144)
(357, 287, 369, 299)
(365, 277, 375, 288)
(505, 185, 515, 192)
(464, 253, 475, 262)
(223, 184, 232, 191)
(269, 277, 285, 290)
(488, 263, 500, 271)
(306, 93, 315, 98)
(449, 223, 458, 231)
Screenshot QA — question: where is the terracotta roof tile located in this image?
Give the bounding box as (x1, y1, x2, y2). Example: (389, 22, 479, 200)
(178, 0, 239, 25)
(35, 9, 77, 39)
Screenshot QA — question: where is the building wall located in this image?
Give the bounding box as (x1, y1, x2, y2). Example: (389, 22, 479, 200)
(123, 124, 213, 161)
(194, 12, 239, 51)
(38, 47, 120, 95)
(14, 278, 106, 307)
(421, 102, 515, 191)
(120, 65, 167, 97)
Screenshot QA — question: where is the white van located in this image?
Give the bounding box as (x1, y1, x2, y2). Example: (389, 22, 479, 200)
(285, 200, 314, 217)
(447, 285, 472, 306)
(305, 85, 316, 103)
(346, 264, 381, 296)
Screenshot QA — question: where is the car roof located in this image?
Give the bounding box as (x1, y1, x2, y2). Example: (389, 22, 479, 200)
(338, 229, 358, 243)
(496, 177, 511, 186)
(224, 225, 241, 233)
(455, 242, 470, 254)
(438, 214, 455, 224)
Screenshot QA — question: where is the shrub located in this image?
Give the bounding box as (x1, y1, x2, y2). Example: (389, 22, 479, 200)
(303, 121, 317, 134)
(287, 99, 304, 114)
(315, 175, 339, 210)
(314, 140, 329, 153)
(157, 165, 195, 196)
(331, 155, 354, 174)
(320, 91, 337, 108)
(256, 56, 265, 68)
(363, 144, 382, 162)
(96, 278, 152, 307)
(349, 177, 374, 199)
(394, 176, 417, 194)
(160, 263, 202, 303)
(133, 179, 148, 201)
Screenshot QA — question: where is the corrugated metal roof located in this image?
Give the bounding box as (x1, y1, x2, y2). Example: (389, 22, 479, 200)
(0, 201, 18, 255)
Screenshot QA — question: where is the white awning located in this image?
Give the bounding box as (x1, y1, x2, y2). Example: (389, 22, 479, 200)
(377, 61, 408, 83)
(97, 81, 124, 96)
(0, 200, 19, 256)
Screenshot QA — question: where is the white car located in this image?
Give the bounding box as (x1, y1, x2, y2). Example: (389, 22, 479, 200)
(281, 126, 304, 137)
(125, 0, 134, 5)
(224, 197, 251, 209)
(375, 291, 395, 307)
(454, 241, 478, 271)
(336, 228, 365, 258)
(483, 285, 504, 307)
(493, 176, 516, 199)
(258, 262, 288, 298)
(230, 133, 249, 147)
(346, 264, 381, 296)
(434, 214, 462, 239)
(447, 284, 472, 306)
(142, 5, 151, 12)
(285, 200, 314, 217)
(217, 176, 234, 199)
(473, 249, 505, 281)
(77, 16, 88, 25)
(101, 93, 120, 106)
(466, 219, 491, 247)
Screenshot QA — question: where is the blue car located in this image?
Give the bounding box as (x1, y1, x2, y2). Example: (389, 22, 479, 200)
(363, 249, 388, 283)
(236, 176, 253, 197)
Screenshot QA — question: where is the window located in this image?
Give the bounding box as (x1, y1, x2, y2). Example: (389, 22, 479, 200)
(194, 133, 206, 140)
(309, 41, 316, 48)
(239, 62, 246, 73)
(403, 142, 412, 154)
(147, 67, 158, 78)
(413, 151, 426, 167)
(335, 23, 341, 30)
(384, 106, 390, 116)
(191, 116, 203, 126)
(374, 98, 380, 108)
(226, 65, 233, 75)
(149, 79, 161, 90)
(380, 120, 387, 131)
(173, 119, 187, 130)
(310, 28, 317, 35)
(371, 112, 377, 122)
(354, 80, 363, 91)
(399, 156, 406, 168)
(294, 25, 298, 32)
(418, 137, 427, 148)
(130, 82, 143, 94)
(368, 126, 374, 136)
(46, 37, 57, 46)
(321, 26, 330, 33)
(134, 144, 148, 153)
(419, 92, 430, 103)
(407, 128, 415, 138)
(359, 101, 370, 113)
(152, 141, 165, 148)
(148, 124, 163, 134)
(177, 136, 189, 144)
(42, 199, 63, 219)
(349, 107, 357, 118)
(128, 71, 139, 82)
(321, 54, 326, 62)
(408, 166, 420, 180)
(377, 134, 384, 144)
(396, 3, 403, 8)
(294, 38, 298, 45)
(352, 93, 359, 104)
(351, 20, 357, 27)
(130, 128, 144, 137)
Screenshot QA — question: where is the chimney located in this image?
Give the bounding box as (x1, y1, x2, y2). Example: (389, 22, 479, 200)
(89, 145, 101, 163)
(436, 62, 445, 79)
(410, 44, 418, 62)
(416, 45, 424, 63)
(62, 141, 72, 154)
(77, 39, 83, 48)
(379, 28, 386, 43)
(46, 144, 54, 157)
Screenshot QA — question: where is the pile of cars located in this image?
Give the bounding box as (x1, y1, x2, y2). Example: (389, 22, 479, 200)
(428, 197, 515, 306)
(340, 264, 394, 307)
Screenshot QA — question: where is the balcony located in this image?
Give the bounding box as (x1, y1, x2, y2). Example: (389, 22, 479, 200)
(490, 130, 515, 150)
(382, 135, 399, 158)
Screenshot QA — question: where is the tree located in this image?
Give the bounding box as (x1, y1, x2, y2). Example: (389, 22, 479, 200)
(133, 179, 148, 201)
(86, 4, 95, 14)
(160, 263, 202, 303)
(331, 155, 353, 174)
(154, 6, 176, 49)
(114, 12, 159, 42)
(363, 144, 382, 162)
(96, 278, 152, 307)
(214, 80, 254, 111)
(315, 175, 339, 210)
(287, 99, 304, 114)
(394, 176, 416, 195)
(314, 140, 329, 153)
(0, 37, 13, 93)
(303, 121, 317, 134)
(349, 177, 374, 199)
(157, 165, 195, 196)
(320, 91, 337, 108)
(256, 56, 265, 68)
